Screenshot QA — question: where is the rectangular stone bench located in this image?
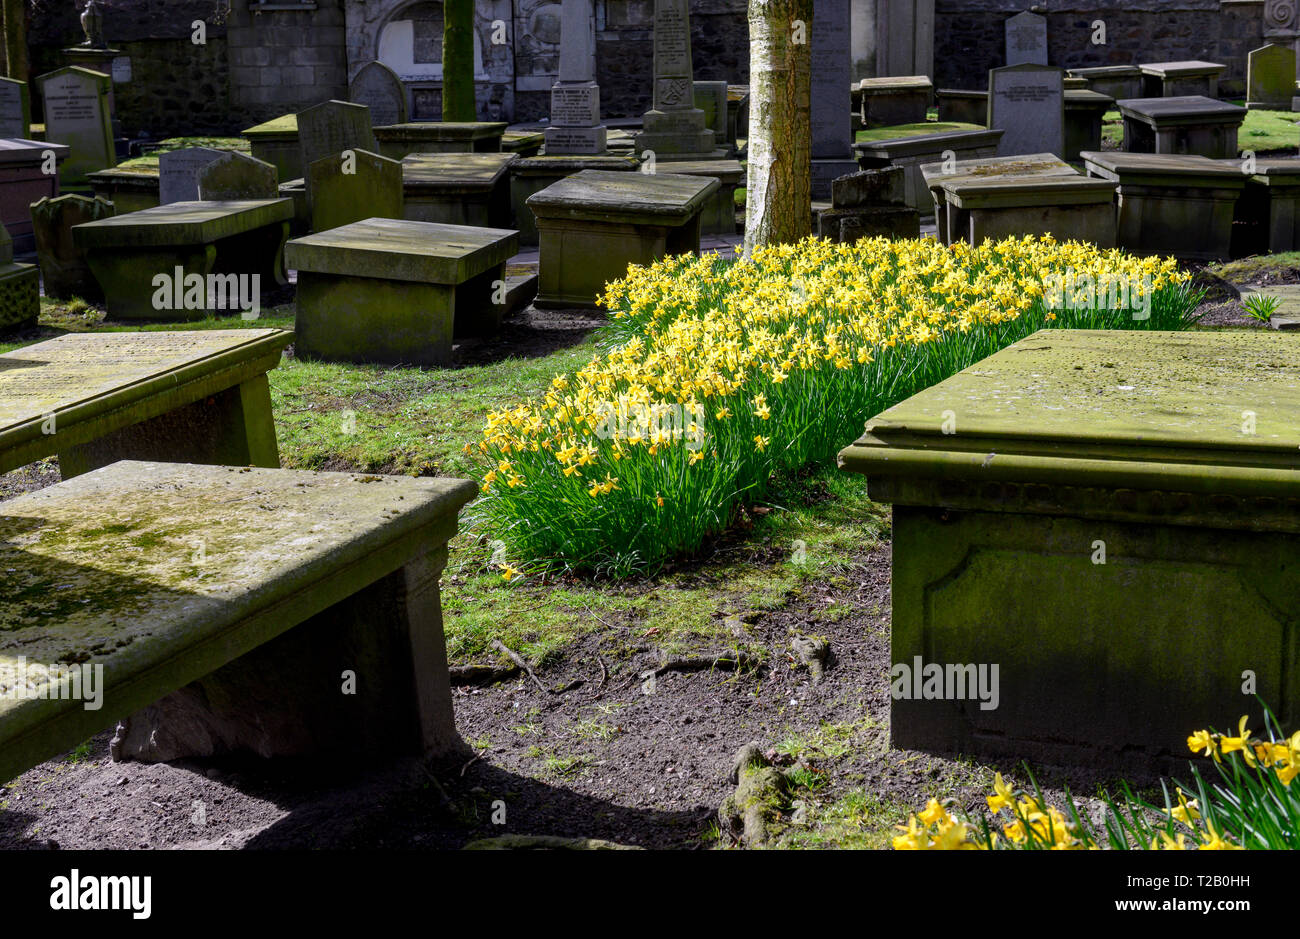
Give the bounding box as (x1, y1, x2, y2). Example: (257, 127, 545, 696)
(939, 174, 1117, 247)
(920, 152, 1077, 246)
(0, 461, 477, 783)
(526, 169, 719, 309)
(838, 328, 1300, 773)
(0, 328, 291, 477)
(853, 124, 1005, 212)
(285, 217, 519, 366)
(1117, 95, 1245, 159)
(401, 152, 517, 229)
(1081, 149, 1246, 260)
(72, 199, 295, 319)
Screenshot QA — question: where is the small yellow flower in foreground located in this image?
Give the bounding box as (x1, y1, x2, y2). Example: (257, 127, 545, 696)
(1188, 729, 1216, 758)
(1171, 788, 1200, 825)
(1199, 824, 1242, 851)
(918, 799, 947, 827)
(892, 816, 928, 850)
(754, 435, 769, 451)
(1218, 716, 1252, 762)
(655, 493, 665, 507)
(500, 565, 519, 582)
(987, 773, 1015, 813)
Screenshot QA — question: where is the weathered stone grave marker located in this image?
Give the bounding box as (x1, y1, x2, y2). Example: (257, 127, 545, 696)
(0, 77, 31, 139)
(545, 0, 607, 155)
(158, 147, 229, 205)
(0, 138, 68, 254)
(634, 0, 719, 160)
(31, 194, 115, 300)
(349, 60, 408, 127)
(308, 149, 404, 233)
(1246, 43, 1296, 111)
(35, 66, 115, 185)
(810, 0, 859, 198)
(1004, 11, 1047, 67)
(988, 63, 1064, 157)
(0, 221, 40, 334)
(196, 151, 279, 201)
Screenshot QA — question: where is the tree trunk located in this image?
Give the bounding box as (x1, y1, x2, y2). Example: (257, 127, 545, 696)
(2, 0, 28, 81)
(743, 0, 812, 258)
(441, 0, 477, 122)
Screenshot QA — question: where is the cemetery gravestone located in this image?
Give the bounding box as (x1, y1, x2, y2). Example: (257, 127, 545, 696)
(31, 194, 115, 300)
(297, 100, 378, 199)
(36, 66, 115, 185)
(401, 152, 516, 228)
(0, 78, 31, 139)
(1246, 43, 1296, 111)
(349, 61, 408, 127)
(810, 0, 859, 198)
(242, 113, 301, 183)
(1117, 96, 1245, 159)
(158, 147, 229, 205)
(1005, 11, 1047, 67)
(0, 222, 40, 334)
(693, 81, 729, 148)
(196, 151, 280, 201)
(988, 64, 1064, 157)
(308, 149, 404, 233)
(0, 138, 68, 255)
(634, 0, 718, 160)
(545, 0, 607, 155)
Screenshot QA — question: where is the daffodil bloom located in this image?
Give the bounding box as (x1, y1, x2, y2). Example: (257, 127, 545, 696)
(987, 773, 1016, 814)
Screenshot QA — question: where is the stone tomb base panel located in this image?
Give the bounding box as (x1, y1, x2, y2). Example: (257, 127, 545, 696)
(294, 269, 506, 366)
(699, 183, 739, 235)
(1123, 118, 1239, 160)
(403, 190, 510, 229)
(536, 218, 700, 309)
(113, 547, 461, 764)
(1144, 76, 1216, 98)
(1063, 114, 1104, 163)
(961, 202, 1116, 249)
(862, 146, 1001, 213)
(1233, 183, 1300, 256)
(1115, 187, 1238, 260)
(863, 92, 930, 128)
(889, 504, 1299, 774)
(57, 374, 280, 479)
(0, 265, 40, 333)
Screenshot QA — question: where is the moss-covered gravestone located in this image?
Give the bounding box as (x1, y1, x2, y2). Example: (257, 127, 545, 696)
(839, 329, 1300, 772)
(0, 77, 31, 139)
(308, 149, 403, 233)
(285, 218, 519, 366)
(1246, 43, 1297, 111)
(195, 151, 279, 201)
(241, 113, 300, 183)
(158, 146, 229, 205)
(31, 194, 116, 301)
(0, 223, 39, 335)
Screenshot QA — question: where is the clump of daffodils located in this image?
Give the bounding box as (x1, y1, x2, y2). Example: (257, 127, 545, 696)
(897, 706, 1298, 850)
(473, 235, 1195, 574)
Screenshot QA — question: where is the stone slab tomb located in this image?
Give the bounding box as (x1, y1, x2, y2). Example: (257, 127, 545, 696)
(526, 169, 718, 309)
(1118, 95, 1246, 159)
(87, 165, 160, 213)
(0, 138, 68, 254)
(0, 328, 291, 476)
(652, 159, 744, 235)
(509, 154, 640, 246)
(373, 123, 509, 160)
(285, 217, 520, 367)
(1225, 158, 1300, 256)
(72, 199, 294, 319)
(936, 89, 988, 126)
(1140, 60, 1225, 98)
(859, 76, 933, 128)
(401, 152, 517, 228)
(1068, 65, 1143, 100)
(1080, 150, 1245, 261)
(1063, 89, 1114, 162)
(921, 152, 1077, 246)
(854, 124, 1004, 212)
(241, 113, 301, 183)
(815, 166, 920, 242)
(0, 222, 39, 334)
(838, 329, 1300, 773)
(0, 461, 476, 782)
(939, 174, 1117, 247)
(31, 193, 115, 301)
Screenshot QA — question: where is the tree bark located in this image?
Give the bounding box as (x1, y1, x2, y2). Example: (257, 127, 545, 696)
(2, 0, 28, 81)
(743, 0, 812, 258)
(441, 0, 477, 122)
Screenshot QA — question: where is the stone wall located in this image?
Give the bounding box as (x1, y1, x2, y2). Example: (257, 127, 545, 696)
(933, 0, 1265, 94)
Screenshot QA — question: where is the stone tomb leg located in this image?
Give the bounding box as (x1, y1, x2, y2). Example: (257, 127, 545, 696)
(57, 373, 279, 478)
(114, 544, 458, 763)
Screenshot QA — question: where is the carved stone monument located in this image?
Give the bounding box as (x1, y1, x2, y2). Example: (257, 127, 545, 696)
(634, 0, 720, 161)
(544, 0, 607, 155)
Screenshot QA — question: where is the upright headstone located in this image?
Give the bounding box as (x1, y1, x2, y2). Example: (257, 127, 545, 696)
(30, 194, 115, 300)
(1005, 11, 1048, 67)
(158, 147, 228, 204)
(349, 61, 408, 127)
(811, 0, 858, 199)
(634, 0, 718, 160)
(297, 100, 378, 172)
(988, 64, 1064, 157)
(544, 0, 607, 155)
(694, 81, 729, 148)
(857, 0, 935, 80)
(1246, 43, 1296, 111)
(36, 66, 115, 184)
(306, 149, 403, 233)
(196, 151, 280, 201)
(0, 78, 31, 139)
